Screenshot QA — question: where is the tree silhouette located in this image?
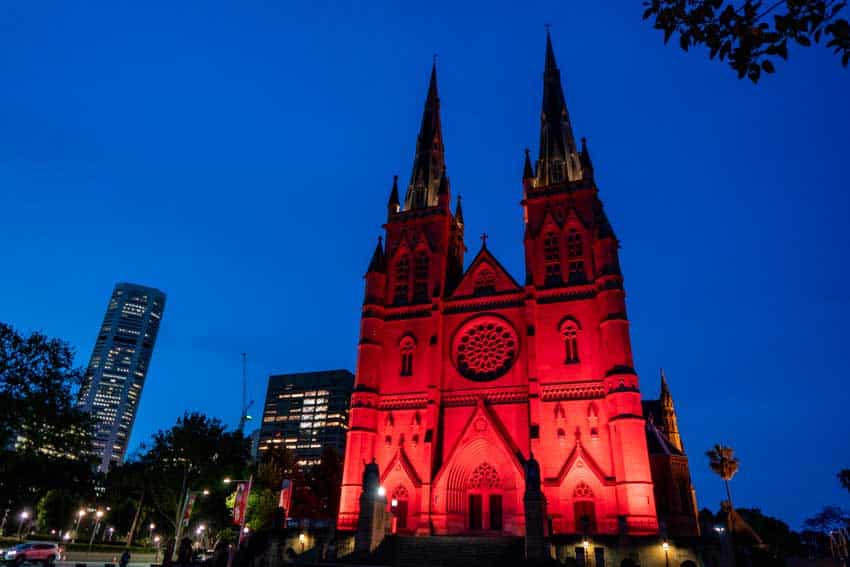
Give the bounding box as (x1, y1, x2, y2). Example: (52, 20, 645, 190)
(642, 0, 850, 82)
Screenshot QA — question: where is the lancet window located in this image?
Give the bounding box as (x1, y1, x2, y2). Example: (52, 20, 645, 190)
(544, 231, 561, 285)
(400, 336, 415, 377)
(394, 254, 410, 304)
(561, 320, 580, 364)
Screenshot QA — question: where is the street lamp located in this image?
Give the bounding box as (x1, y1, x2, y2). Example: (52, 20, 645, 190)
(174, 489, 210, 553)
(299, 533, 306, 553)
(149, 523, 156, 544)
(87, 510, 105, 558)
(72, 509, 86, 543)
(16, 511, 30, 541)
(662, 541, 670, 567)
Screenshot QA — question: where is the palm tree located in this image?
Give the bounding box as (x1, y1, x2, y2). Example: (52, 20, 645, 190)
(706, 444, 739, 509)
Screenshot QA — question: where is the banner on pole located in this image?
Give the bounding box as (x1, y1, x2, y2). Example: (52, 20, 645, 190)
(278, 479, 293, 519)
(182, 493, 197, 527)
(232, 482, 250, 526)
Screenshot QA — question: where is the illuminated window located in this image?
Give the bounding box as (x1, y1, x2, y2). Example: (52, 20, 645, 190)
(560, 319, 580, 364)
(394, 254, 410, 304)
(400, 336, 415, 377)
(413, 251, 429, 302)
(566, 230, 586, 283)
(544, 231, 561, 286)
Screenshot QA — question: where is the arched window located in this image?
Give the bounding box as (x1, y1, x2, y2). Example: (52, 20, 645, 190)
(561, 320, 580, 364)
(567, 230, 586, 283)
(413, 251, 429, 302)
(544, 231, 561, 286)
(394, 254, 410, 304)
(550, 160, 564, 183)
(400, 336, 415, 377)
(468, 462, 501, 489)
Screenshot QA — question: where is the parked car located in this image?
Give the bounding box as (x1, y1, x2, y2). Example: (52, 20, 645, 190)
(3, 543, 63, 565)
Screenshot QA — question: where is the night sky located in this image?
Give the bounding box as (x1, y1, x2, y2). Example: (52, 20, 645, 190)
(1, 2, 848, 528)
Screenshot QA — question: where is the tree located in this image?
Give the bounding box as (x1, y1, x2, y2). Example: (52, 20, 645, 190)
(137, 413, 248, 537)
(737, 508, 804, 556)
(707, 443, 740, 508)
(642, 0, 850, 82)
(839, 469, 850, 493)
(803, 506, 850, 533)
(36, 490, 75, 534)
(0, 322, 94, 457)
(0, 323, 96, 517)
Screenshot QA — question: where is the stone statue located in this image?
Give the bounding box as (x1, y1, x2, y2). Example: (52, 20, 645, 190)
(362, 458, 380, 494)
(524, 451, 541, 493)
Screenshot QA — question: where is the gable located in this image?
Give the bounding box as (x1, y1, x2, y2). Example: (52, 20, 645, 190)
(450, 246, 522, 298)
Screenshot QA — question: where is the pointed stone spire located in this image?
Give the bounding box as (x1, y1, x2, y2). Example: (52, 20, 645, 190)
(537, 31, 582, 187)
(454, 194, 464, 224)
(523, 148, 534, 180)
(387, 175, 400, 215)
(659, 369, 684, 452)
(404, 62, 446, 210)
(580, 136, 594, 175)
(367, 236, 386, 273)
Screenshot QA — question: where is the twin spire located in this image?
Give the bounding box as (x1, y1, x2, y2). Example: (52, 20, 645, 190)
(392, 31, 589, 214)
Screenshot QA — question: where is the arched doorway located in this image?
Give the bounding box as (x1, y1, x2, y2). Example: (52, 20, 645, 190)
(573, 482, 597, 534)
(391, 485, 409, 532)
(467, 462, 503, 532)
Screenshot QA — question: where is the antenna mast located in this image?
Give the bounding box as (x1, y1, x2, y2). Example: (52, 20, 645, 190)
(238, 353, 254, 433)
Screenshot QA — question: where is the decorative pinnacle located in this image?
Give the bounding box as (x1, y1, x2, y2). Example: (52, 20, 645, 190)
(480, 232, 488, 247)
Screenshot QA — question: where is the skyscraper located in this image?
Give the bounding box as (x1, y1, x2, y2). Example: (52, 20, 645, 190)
(258, 370, 354, 468)
(78, 282, 166, 472)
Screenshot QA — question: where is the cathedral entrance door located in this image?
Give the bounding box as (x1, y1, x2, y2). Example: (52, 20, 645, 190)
(489, 494, 503, 531)
(469, 494, 483, 530)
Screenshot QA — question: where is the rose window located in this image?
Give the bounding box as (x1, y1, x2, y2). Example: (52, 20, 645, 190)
(452, 316, 518, 381)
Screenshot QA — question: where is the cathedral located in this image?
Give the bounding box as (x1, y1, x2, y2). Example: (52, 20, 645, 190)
(338, 33, 699, 541)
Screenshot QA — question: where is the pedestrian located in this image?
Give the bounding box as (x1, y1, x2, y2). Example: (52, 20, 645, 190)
(119, 549, 131, 567)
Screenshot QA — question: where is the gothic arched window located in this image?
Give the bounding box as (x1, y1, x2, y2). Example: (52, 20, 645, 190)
(413, 251, 429, 302)
(544, 231, 561, 286)
(566, 230, 586, 284)
(394, 254, 410, 304)
(561, 320, 580, 364)
(400, 336, 415, 377)
(468, 462, 501, 489)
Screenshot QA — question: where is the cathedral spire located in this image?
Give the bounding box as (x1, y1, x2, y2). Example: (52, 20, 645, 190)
(537, 31, 582, 187)
(659, 369, 684, 452)
(388, 175, 400, 215)
(454, 194, 464, 224)
(404, 62, 446, 210)
(367, 236, 386, 274)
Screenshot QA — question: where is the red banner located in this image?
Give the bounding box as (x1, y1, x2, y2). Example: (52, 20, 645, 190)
(182, 493, 197, 527)
(278, 479, 292, 518)
(232, 482, 250, 526)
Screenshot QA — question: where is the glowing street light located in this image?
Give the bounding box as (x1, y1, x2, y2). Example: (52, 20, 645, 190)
(16, 511, 30, 540)
(662, 541, 670, 567)
(377, 486, 386, 497)
(299, 533, 306, 553)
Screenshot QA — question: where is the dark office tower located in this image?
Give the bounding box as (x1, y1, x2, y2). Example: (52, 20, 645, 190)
(78, 283, 166, 472)
(258, 369, 354, 468)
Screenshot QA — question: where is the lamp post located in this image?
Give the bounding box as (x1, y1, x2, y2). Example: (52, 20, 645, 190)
(72, 509, 86, 543)
(16, 511, 30, 541)
(149, 523, 155, 545)
(87, 510, 105, 558)
(662, 541, 670, 567)
(224, 476, 253, 548)
(153, 535, 161, 562)
(174, 489, 209, 553)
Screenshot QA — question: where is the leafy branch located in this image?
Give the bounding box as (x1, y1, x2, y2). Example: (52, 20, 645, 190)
(642, 0, 850, 82)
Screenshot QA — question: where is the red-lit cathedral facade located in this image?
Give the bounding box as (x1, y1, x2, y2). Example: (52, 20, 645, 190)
(338, 35, 699, 539)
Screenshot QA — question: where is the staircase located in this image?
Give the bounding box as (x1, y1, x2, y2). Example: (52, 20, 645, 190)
(377, 535, 524, 567)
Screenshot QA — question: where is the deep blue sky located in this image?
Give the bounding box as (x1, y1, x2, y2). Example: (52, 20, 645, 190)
(1, 2, 848, 528)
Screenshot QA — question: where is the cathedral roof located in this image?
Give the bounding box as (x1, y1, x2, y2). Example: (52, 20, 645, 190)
(449, 239, 522, 298)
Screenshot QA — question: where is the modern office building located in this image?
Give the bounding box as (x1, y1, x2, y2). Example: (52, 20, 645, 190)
(78, 282, 166, 472)
(258, 369, 354, 467)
